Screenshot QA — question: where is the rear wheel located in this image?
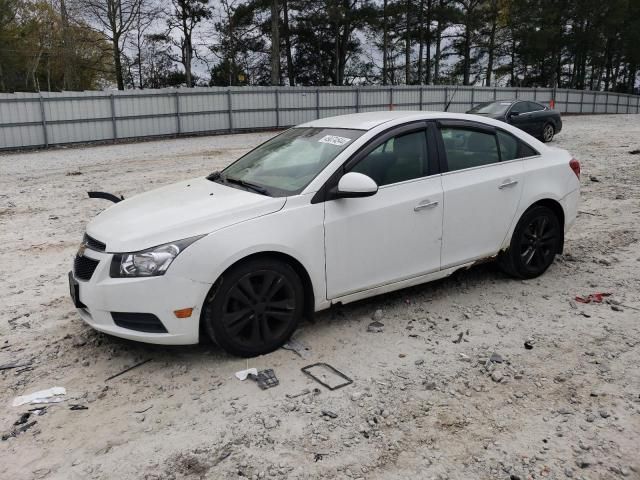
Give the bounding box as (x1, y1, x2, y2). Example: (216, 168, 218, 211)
(498, 206, 562, 279)
(203, 258, 304, 357)
(542, 123, 555, 143)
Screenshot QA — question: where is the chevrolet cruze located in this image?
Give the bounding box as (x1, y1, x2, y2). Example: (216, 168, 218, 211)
(69, 111, 580, 357)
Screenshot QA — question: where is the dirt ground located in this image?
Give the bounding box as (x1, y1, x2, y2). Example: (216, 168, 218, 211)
(1, 114, 639, 480)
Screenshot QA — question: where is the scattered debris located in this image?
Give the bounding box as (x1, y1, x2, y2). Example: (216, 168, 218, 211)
(69, 404, 88, 411)
(12, 387, 66, 407)
(524, 341, 534, 350)
(247, 369, 279, 390)
(301, 363, 353, 391)
(321, 409, 338, 419)
(313, 453, 327, 462)
(105, 359, 151, 382)
(2, 420, 37, 441)
(575, 292, 612, 304)
(65, 171, 83, 176)
(285, 388, 320, 399)
(133, 405, 153, 414)
(235, 368, 258, 381)
(282, 338, 312, 359)
(452, 332, 464, 344)
(578, 210, 605, 217)
(0, 361, 31, 371)
(589, 175, 600, 182)
(14, 412, 32, 425)
(629, 149, 640, 155)
(490, 352, 504, 364)
(367, 321, 385, 333)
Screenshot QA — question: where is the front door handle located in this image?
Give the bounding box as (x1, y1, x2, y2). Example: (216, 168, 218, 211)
(499, 179, 518, 189)
(414, 200, 439, 212)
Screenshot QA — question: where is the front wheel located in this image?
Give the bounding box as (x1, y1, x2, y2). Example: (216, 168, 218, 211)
(541, 123, 555, 143)
(203, 258, 304, 357)
(498, 206, 562, 279)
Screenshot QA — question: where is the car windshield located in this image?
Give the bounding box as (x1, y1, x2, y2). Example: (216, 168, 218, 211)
(468, 101, 512, 115)
(218, 127, 365, 196)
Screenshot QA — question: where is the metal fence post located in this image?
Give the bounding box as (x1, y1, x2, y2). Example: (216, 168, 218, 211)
(315, 88, 320, 119)
(444, 87, 448, 111)
(109, 93, 117, 141)
(616, 94, 620, 113)
(470, 88, 475, 108)
(605, 91, 609, 113)
(580, 90, 584, 114)
(419, 86, 423, 111)
(533, 88, 537, 101)
(174, 91, 181, 135)
(275, 89, 280, 127)
(389, 87, 393, 110)
(592, 91, 597, 113)
(38, 94, 48, 148)
(227, 89, 233, 132)
(355, 87, 360, 113)
(493, 87, 497, 100)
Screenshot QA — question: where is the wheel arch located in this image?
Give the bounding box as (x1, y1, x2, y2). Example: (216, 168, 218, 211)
(199, 251, 316, 333)
(518, 198, 565, 253)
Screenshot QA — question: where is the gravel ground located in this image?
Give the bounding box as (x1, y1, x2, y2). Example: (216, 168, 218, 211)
(1, 115, 639, 480)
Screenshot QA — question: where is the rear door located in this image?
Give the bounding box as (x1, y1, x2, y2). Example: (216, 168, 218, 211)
(438, 121, 525, 268)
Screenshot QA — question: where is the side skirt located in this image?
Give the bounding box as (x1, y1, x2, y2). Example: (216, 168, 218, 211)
(326, 263, 474, 308)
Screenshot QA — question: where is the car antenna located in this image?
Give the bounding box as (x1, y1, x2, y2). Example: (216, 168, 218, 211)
(444, 84, 460, 112)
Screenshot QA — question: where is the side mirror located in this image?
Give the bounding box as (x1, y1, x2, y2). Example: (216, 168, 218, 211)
(336, 172, 378, 198)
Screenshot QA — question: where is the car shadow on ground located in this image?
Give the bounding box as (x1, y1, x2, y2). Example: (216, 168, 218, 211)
(83, 260, 517, 365)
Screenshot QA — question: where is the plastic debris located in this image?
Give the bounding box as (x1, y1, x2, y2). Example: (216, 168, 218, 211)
(282, 338, 312, 359)
(12, 387, 66, 407)
(248, 369, 279, 390)
(575, 292, 612, 304)
(235, 368, 258, 381)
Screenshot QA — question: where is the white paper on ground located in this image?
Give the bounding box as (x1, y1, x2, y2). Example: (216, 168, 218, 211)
(12, 387, 66, 407)
(234, 368, 258, 381)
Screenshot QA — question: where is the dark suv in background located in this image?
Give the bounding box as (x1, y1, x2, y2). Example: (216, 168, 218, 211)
(467, 100, 562, 143)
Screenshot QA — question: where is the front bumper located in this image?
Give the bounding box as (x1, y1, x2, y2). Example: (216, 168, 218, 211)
(69, 248, 211, 345)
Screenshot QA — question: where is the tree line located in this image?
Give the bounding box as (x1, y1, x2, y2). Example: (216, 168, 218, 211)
(1, 0, 638, 93)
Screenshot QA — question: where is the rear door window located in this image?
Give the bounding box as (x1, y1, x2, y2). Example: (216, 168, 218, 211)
(497, 130, 539, 160)
(440, 128, 499, 171)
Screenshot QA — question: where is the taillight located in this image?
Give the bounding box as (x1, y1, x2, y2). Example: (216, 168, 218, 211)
(569, 158, 580, 179)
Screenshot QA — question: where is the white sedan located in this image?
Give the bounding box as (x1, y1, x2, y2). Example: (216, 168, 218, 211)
(70, 111, 580, 357)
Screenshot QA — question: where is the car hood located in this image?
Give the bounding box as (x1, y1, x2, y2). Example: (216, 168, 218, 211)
(86, 178, 286, 252)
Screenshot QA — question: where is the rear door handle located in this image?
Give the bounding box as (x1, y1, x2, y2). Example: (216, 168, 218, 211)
(499, 179, 518, 189)
(414, 200, 439, 212)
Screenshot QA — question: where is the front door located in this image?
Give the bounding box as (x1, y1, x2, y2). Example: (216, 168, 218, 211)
(324, 126, 443, 299)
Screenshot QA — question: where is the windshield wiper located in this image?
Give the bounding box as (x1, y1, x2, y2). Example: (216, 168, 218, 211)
(224, 177, 269, 195)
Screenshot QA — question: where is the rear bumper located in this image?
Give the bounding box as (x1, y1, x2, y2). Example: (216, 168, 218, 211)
(70, 249, 211, 345)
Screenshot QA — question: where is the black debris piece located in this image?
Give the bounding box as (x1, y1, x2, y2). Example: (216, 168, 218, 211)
(248, 369, 279, 390)
(105, 359, 152, 382)
(301, 363, 353, 391)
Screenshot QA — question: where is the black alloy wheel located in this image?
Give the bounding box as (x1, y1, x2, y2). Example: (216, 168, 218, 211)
(499, 206, 562, 279)
(203, 258, 304, 357)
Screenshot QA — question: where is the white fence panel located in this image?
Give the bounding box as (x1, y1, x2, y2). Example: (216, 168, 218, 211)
(1, 86, 638, 149)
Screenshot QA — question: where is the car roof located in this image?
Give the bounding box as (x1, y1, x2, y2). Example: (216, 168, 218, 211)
(299, 110, 509, 131)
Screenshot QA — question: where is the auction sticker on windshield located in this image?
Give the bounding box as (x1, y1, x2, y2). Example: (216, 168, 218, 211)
(318, 135, 352, 146)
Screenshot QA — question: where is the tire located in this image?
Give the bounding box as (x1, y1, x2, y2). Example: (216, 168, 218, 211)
(498, 205, 563, 279)
(541, 123, 555, 143)
(203, 258, 304, 357)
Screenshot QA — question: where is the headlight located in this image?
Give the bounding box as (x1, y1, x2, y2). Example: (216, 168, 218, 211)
(110, 235, 204, 278)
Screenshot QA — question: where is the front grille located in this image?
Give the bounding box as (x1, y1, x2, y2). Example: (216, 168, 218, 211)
(111, 312, 168, 333)
(74, 255, 100, 281)
(83, 233, 106, 252)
